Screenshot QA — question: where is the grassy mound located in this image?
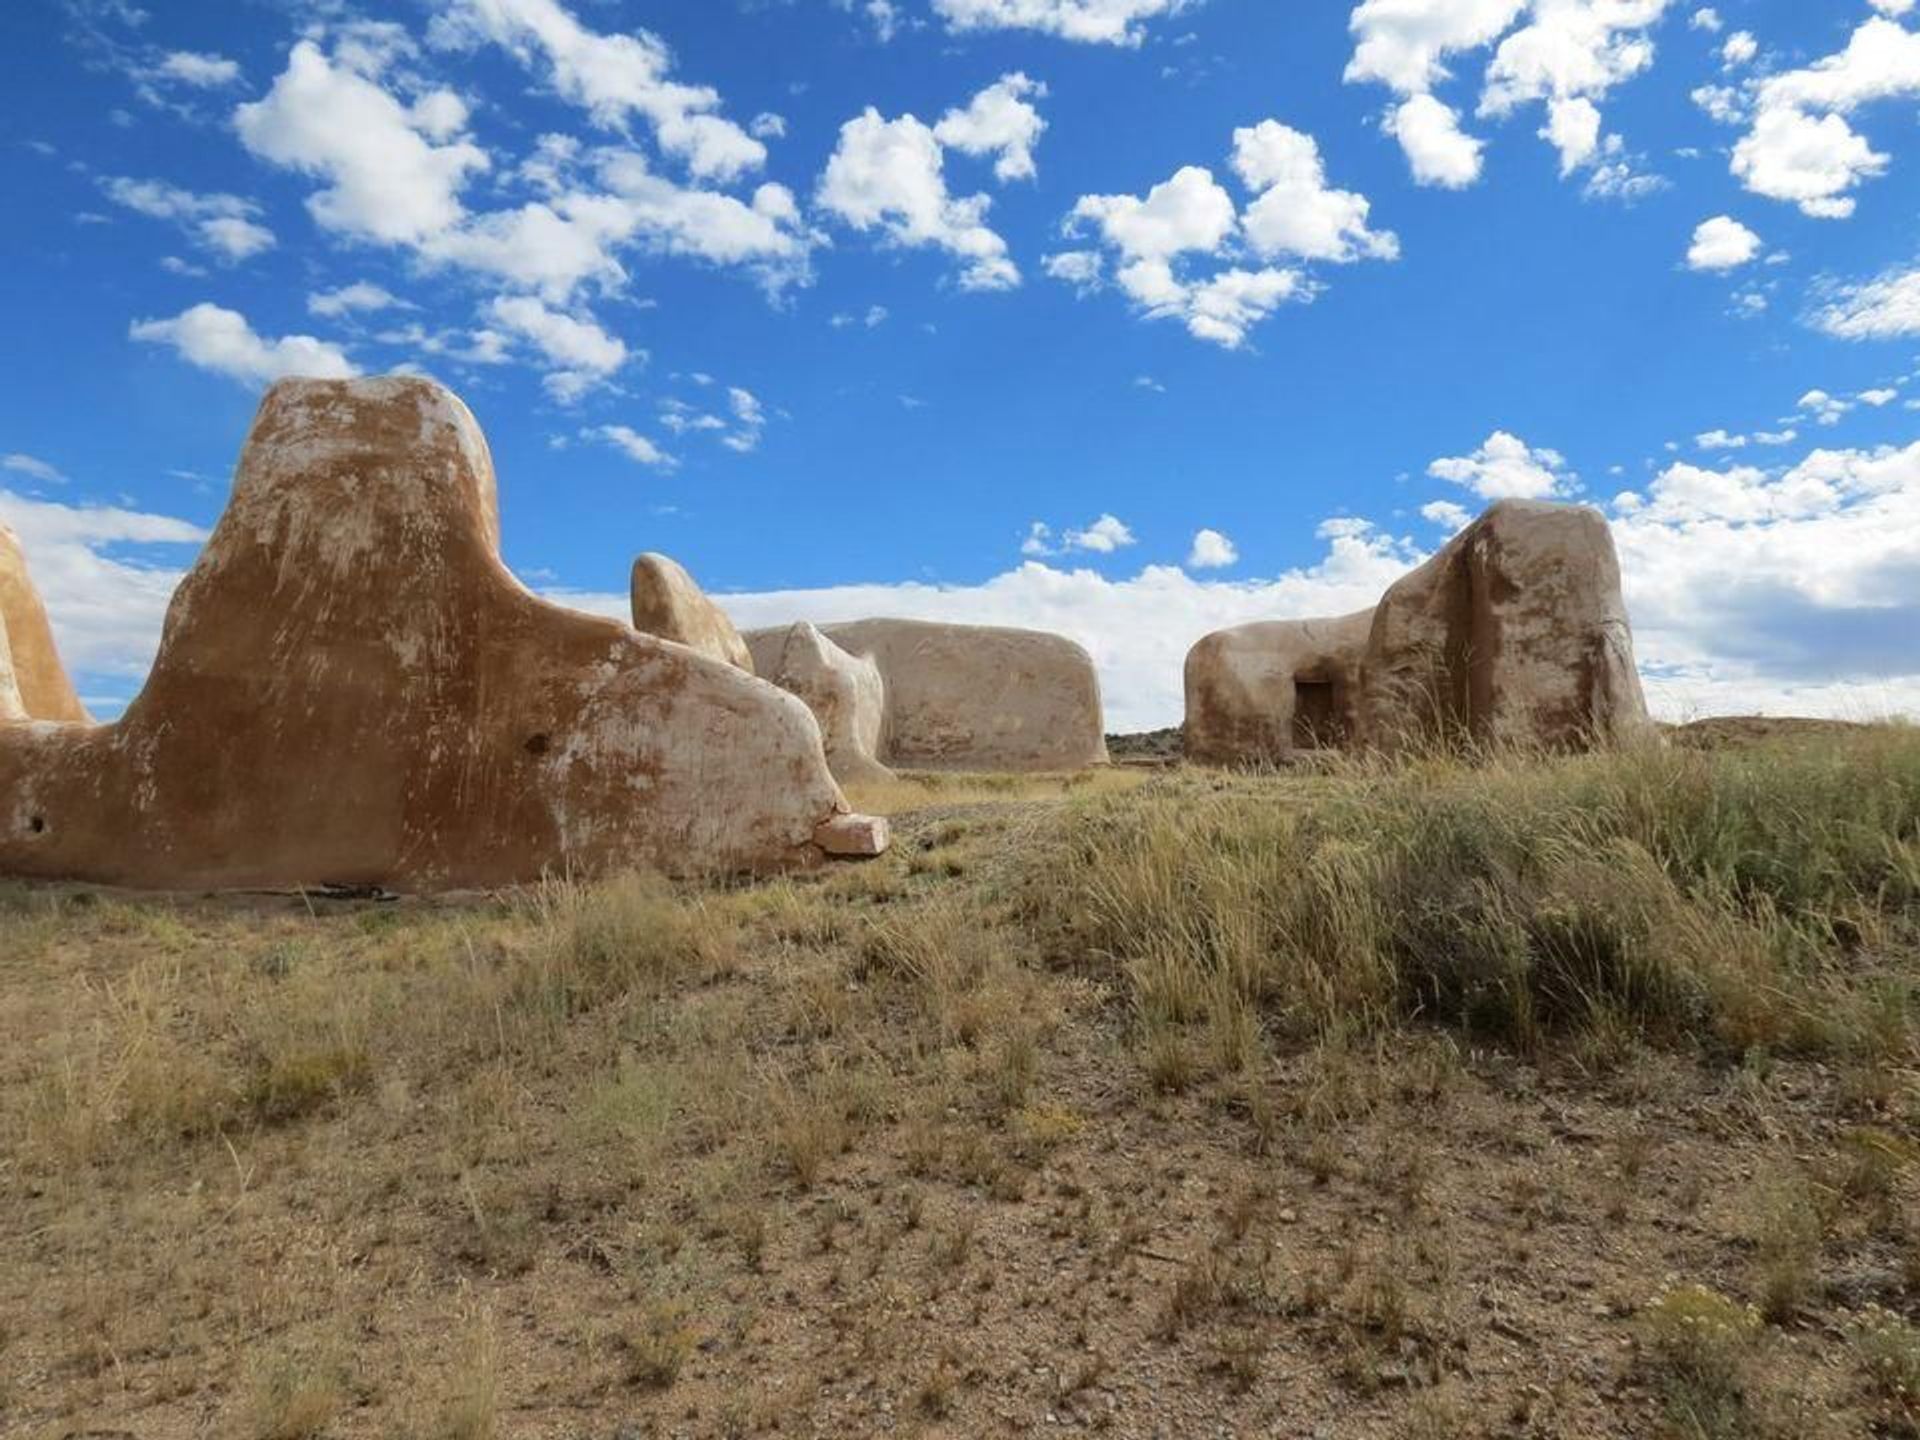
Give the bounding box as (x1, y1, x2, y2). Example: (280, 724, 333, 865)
(1028, 730, 1920, 1069)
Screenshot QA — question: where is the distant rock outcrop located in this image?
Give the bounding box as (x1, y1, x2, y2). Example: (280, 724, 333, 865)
(0, 524, 89, 725)
(0, 376, 884, 890)
(1185, 499, 1650, 764)
(746, 622, 894, 787)
(630, 552, 755, 672)
(745, 618, 1108, 773)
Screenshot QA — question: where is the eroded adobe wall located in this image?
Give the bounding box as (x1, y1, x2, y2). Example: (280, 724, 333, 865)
(1362, 499, 1649, 752)
(630, 552, 755, 673)
(746, 622, 893, 787)
(819, 618, 1109, 773)
(0, 525, 89, 725)
(1183, 611, 1373, 766)
(0, 377, 875, 890)
(1189, 501, 1650, 765)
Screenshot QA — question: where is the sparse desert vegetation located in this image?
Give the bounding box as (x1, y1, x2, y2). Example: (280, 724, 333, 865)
(4, 727, 1920, 1437)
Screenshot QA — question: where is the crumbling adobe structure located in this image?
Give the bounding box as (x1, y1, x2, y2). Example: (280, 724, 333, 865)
(747, 618, 1109, 774)
(630, 552, 756, 672)
(0, 524, 89, 725)
(1186, 499, 1649, 764)
(0, 377, 885, 891)
(1184, 610, 1373, 767)
(746, 622, 894, 788)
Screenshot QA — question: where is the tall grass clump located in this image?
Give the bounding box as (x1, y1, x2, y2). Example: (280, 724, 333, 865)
(1027, 729, 1920, 1062)
(512, 872, 738, 1030)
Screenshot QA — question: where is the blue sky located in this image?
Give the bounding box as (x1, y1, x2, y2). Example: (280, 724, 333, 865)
(2, 0, 1918, 729)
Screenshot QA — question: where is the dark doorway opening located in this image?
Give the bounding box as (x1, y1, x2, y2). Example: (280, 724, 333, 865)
(1292, 679, 1344, 751)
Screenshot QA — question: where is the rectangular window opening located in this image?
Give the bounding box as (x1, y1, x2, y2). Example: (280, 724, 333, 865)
(1292, 679, 1343, 750)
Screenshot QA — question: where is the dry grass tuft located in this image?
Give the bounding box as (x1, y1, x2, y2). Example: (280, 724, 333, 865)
(1749, 1170, 1824, 1323)
(245, 1345, 348, 1440)
(520, 871, 740, 1018)
(1852, 1305, 1920, 1435)
(621, 1299, 697, 1391)
(1637, 1283, 1764, 1436)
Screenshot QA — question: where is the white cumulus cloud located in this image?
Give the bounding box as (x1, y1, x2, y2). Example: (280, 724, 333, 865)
(1187, 528, 1239, 568)
(1797, 389, 1853, 427)
(1064, 513, 1137, 553)
(811, 75, 1049, 287)
(1233, 120, 1400, 262)
(1042, 249, 1104, 293)
(1731, 106, 1885, 221)
(130, 303, 358, 387)
(1608, 441, 1920, 715)
(155, 50, 242, 88)
(238, 30, 813, 334)
(931, 0, 1193, 46)
(1072, 165, 1237, 265)
(197, 216, 276, 261)
(1384, 94, 1487, 187)
(101, 177, 277, 262)
(1020, 512, 1141, 557)
(308, 282, 407, 318)
(587, 423, 674, 467)
(1478, 0, 1669, 179)
(236, 39, 490, 247)
(1347, 0, 1669, 191)
(1057, 119, 1392, 347)
(932, 73, 1049, 182)
(1686, 214, 1759, 271)
(1811, 264, 1920, 340)
(817, 106, 1019, 291)
(1731, 17, 1920, 218)
(1064, 166, 1285, 346)
(1429, 430, 1575, 499)
(1420, 498, 1473, 530)
(836, 0, 907, 42)
(428, 0, 766, 181)
(486, 295, 628, 401)
(1345, 0, 1529, 96)
(429, 145, 813, 302)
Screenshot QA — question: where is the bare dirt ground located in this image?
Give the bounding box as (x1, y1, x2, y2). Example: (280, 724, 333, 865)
(3, 740, 1918, 1439)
